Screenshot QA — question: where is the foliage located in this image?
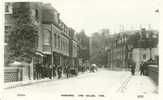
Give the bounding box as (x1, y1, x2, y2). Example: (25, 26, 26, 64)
(90, 28, 158, 65)
(127, 32, 140, 48)
(90, 29, 112, 65)
(127, 30, 158, 48)
(8, 2, 38, 63)
(76, 30, 90, 61)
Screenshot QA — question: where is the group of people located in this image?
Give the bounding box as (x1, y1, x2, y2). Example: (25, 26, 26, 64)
(34, 62, 82, 80)
(35, 63, 66, 80)
(129, 57, 154, 76)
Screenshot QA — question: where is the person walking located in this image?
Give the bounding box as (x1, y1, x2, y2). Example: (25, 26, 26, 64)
(142, 55, 148, 76)
(40, 63, 44, 78)
(35, 62, 40, 79)
(131, 62, 136, 75)
(48, 64, 53, 79)
(57, 65, 62, 79)
(128, 55, 136, 75)
(52, 64, 56, 78)
(139, 62, 145, 75)
(65, 65, 70, 78)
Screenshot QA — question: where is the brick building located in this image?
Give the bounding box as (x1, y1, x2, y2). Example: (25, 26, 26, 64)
(4, 2, 79, 81)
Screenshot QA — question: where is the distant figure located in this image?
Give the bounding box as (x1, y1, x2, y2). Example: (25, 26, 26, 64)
(35, 62, 40, 79)
(48, 64, 53, 79)
(57, 65, 62, 79)
(65, 65, 70, 78)
(52, 64, 56, 78)
(131, 62, 136, 75)
(139, 62, 145, 75)
(40, 63, 44, 78)
(128, 55, 136, 75)
(142, 54, 148, 75)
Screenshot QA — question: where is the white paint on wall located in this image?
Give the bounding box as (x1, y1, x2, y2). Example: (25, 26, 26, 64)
(132, 47, 158, 72)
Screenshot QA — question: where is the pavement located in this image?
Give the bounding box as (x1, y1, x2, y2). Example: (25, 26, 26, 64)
(4, 72, 86, 89)
(4, 78, 53, 89)
(3, 69, 158, 100)
(110, 74, 158, 100)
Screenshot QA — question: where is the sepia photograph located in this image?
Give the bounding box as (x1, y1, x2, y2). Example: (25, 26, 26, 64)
(1, 0, 160, 100)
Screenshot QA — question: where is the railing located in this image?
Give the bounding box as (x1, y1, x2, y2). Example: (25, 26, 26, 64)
(4, 67, 23, 83)
(147, 65, 159, 85)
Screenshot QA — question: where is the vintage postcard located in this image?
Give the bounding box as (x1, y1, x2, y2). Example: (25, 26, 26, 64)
(1, 0, 160, 100)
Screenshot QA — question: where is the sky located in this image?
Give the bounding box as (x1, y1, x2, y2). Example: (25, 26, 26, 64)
(45, 0, 159, 36)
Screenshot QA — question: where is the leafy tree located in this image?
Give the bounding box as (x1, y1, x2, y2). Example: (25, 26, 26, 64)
(127, 32, 140, 48)
(76, 30, 90, 61)
(90, 29, 112, 65)
(127, 29, 158, 59)
(8, 2, 38, 63)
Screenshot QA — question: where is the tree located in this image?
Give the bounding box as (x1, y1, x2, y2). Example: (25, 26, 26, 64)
(90, 29, 112, 65)
(127, 29, 158, 59)
(8, 2, 38, 63)
(76, 30, 90, 61)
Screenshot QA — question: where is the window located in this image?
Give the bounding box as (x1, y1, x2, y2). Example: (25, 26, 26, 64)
(43, 29, 50, 45)
(5, 25, 11, 43)
(58, 35, 60, 49)
(63, 41, 65, 51)
(61, 39, 62, 50)
(54, 34, 57, 48)
(35, 9, 39, 20)
(5, 3, 13, 14)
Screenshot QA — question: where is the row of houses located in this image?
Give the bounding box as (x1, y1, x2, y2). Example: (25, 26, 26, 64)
(107, 28, 158, 71)
(4, 2, 89, 82)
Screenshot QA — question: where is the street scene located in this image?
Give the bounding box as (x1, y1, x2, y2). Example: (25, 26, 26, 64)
(3, 69, 158, 100)
(3, 0, 159, 100)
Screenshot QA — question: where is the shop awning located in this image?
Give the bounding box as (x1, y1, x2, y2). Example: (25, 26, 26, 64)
(43, 51, 51, 55)
(36, 51, 44, 56)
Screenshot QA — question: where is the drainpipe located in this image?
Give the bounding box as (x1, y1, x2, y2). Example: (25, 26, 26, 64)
(51, 24, 53, 65)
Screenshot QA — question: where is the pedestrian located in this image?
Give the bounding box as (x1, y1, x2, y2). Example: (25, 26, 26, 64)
(35, 62, 40, 80)
(139, 62, 145, 75)
(44, 63, 49, 78)
(40, 63, 44, 78)
(57, 65, 62, 79)
(52, 64, 56, 78)
(131, 62, 136, 75)
(48, 64, 53, 79)
(142, 55, 148, 75)
(66, 65, 70, 78)
(38, 62, 42, 79)
(128, 55, 136, 75)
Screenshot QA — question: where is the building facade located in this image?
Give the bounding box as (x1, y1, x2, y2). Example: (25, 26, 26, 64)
(108, 29, 158, 70)
(5, 2, 79, 81)
(108, 32, 128, 69)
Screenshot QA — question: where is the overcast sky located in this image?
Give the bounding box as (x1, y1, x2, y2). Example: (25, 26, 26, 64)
(44, 0, 159, 36)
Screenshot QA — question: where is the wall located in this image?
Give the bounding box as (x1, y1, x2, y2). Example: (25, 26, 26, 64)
(132, 47, 158, 71)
